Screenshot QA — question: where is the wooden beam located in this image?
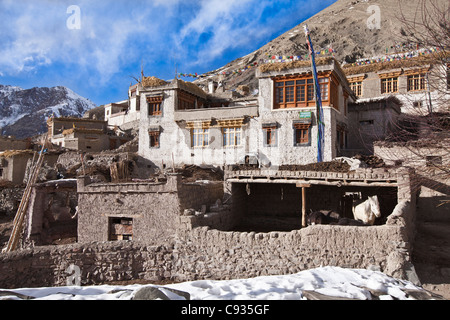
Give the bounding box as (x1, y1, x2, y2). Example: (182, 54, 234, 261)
(301, 187, 307, 227)
(298, 184, 311, 228)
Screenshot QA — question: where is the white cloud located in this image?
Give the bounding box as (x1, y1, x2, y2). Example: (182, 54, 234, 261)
(0, 0, 335, 91)
(0, 1, 153, 84)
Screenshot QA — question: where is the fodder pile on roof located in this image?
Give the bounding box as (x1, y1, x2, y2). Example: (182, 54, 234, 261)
(141, 76, 168, 88)
(342, 54, 438, 76)
(0, 150, 34, 158)
(259, 57, 335, 73)
(62, 128, 104, 136)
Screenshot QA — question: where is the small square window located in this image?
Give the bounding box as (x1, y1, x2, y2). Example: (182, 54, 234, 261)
(426, 156, 442, 167)
(149, 131, 160, 148)
(413, 101, 423, 108)
(360, 120, 374, 126)
(263, 127, 277, 147)
(109, 217, 133, 241)
(293, 123, 311, 146)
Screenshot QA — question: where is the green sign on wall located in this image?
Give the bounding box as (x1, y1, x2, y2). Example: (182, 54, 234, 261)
(299, 111, 312, 119)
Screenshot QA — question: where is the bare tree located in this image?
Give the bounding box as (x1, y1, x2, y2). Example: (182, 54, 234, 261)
(398, 0, 449, 100)
(373, 0, 450, 205)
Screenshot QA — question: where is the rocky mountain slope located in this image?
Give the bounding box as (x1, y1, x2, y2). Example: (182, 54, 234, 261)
(0, 85, 97, 139)
(195, 0, 441, 91)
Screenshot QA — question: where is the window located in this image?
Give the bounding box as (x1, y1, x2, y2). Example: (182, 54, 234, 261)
(337, 125, 347, 149)
(359, 120, 374, 126)
(149, 102, 162, 116)
(109, 217, 133, 241)
(274, 76, 329, 109)
(381, 77, 398, 94)
(447, 63, 450, 90)
(413, 101, 423, 108)
(149, 131, 160, 148)
(319, 78, 329, 101)
(147, 96, 163, 116)
(192, 128, 209, 148)
(407, 73, 427, 92)
(178, 90, 196, 110)
(426, 156, 442, 167)
(223, 127, 241, 147)
(293, 123, 311, 146)
(262, 124, 277, 147)
(337, 130, 346, 149)
(350, 81, 363, 97)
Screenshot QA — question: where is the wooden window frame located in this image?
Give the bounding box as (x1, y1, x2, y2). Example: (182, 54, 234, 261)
(273, 75, 330, 110)
(293, 123, 311, 146)
(149, 131, 160, 148)
(223, 127, 241, 147)
(336, 124, 347, 149)
(109, 217, 133, 241)
(147, 96, 163, 116)
(192, 128, 209, 148)
(381, 77, 399, 94)
(447, 63, 450, 90)
(178, 90, 197, 110)
(263, 127, 277, 147)
(407, 73, 427, 92)
(350, 81, 363, 97)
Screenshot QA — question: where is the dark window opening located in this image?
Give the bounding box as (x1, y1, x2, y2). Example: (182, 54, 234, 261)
(426, 156, 442, 167)
(109, 217, 133, 241)
(149, 131, 160, 148)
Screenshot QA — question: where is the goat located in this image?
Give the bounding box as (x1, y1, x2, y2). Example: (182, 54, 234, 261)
(352, 195, 381, 225)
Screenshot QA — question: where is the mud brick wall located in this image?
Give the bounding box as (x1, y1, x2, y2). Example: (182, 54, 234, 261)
(0, 241, 175, 289)
(0, 169, 418, 289)
(77, 177, 181, 243)
(0, 200, 416, 289)
(178, 181, 224, 212)
(77, 174, 224, 243)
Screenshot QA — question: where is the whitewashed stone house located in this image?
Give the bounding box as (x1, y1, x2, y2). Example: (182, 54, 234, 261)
(138, 57, 357, 169)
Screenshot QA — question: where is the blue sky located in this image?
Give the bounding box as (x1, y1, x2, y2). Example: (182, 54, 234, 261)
(0, 0, 336, 106)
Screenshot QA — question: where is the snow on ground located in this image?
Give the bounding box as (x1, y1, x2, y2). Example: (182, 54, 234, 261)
(0, 267, 430, 300)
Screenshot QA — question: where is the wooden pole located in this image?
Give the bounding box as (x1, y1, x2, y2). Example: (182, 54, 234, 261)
(5, 135, 48, 252)
(302, 187, 306, 227)
(296, 183, 311, 228)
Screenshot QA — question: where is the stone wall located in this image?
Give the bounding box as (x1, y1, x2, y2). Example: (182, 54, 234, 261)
(0, 169, 419, 290)
(0, 201, 416, 289)
(0, 186, 24, 216)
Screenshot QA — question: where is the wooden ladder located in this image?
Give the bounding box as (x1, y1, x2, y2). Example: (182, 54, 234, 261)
(3, 137, 48, 252)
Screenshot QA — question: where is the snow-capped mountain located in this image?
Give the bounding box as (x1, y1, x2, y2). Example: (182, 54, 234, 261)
(0, 84, 97, 139)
